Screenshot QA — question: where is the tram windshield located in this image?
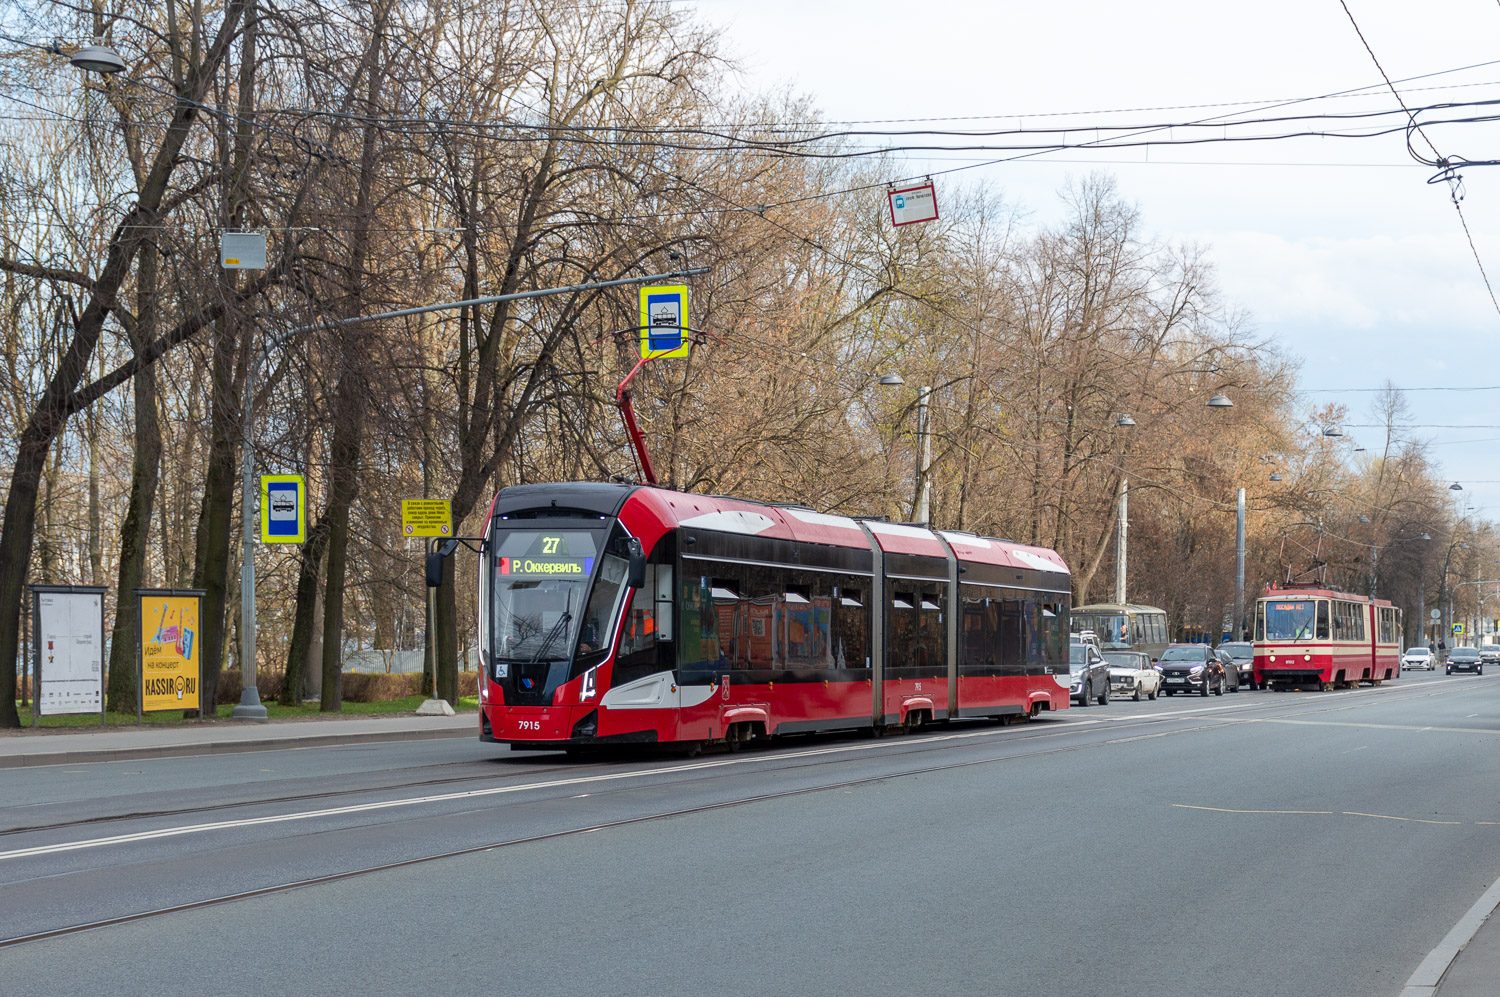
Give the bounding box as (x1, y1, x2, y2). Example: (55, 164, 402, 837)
(490, 529, 613, 664)
(1260, 600, 1319, 641)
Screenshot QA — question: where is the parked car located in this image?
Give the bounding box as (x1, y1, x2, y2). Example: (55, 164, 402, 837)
(1447, 646, 1483, 675)
(1072, 629, 1102, 651)
(1218, 641, 1256, 689)
(1481, 644, 1500, 666)
(1068, 641, 1112, 706)
(1103, 649, 1162, 701)
(1213, 647, 1243, 692)
(1401, 647, 1435, 671)
(1157, 644, 1229, 697)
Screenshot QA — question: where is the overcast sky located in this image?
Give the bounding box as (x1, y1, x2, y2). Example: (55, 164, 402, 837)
(685, 0, 1500, 518)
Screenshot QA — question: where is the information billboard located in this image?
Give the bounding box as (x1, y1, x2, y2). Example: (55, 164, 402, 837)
(137, 589, 204, 712)
(31, 586, 106, 718)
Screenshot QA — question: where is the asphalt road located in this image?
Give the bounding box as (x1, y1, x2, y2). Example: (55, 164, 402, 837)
(3, 668, 1499, 996)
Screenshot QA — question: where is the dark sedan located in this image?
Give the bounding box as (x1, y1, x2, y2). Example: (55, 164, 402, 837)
(1158, 644, 1229, 697)
(1069, 642, 1112, 706)
(1218, 641, 1256, 689)
(1447, 646, 1484, 676)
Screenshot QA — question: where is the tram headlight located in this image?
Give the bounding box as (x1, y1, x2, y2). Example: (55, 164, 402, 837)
(1304, 654, 1312, 662)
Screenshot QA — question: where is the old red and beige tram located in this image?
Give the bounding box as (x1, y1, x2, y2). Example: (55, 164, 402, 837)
(468, 482, 1074, 750)
(1252, 584, 1401, 690)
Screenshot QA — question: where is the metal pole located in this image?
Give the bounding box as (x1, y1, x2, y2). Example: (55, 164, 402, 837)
(1234, 487, 1246, 640)
(914, 385, 932, 524)
(1114, 478, 1128, 604)
(233, 349, 268, 721)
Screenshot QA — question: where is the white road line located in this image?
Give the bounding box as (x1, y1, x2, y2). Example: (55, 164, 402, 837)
(0, 721, 1098, 862)
(1400, 875, 1500, 996)
(1253, 718, 1500, 736)
(2, 689, 1451, 863)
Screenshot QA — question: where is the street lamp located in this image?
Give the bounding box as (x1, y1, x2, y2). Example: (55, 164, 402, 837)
(1450, 482, 1464, 491)
(1322, 426, 1343, 438)
(68, 44, 126, 74)
(1206, 394, 1234, 408)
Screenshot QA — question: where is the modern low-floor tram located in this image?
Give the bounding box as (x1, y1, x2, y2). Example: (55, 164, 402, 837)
(472, 483, 1075, 750)
(1252, 584, 1401, 691)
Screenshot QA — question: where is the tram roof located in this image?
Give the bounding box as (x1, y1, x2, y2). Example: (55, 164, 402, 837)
(1072, 603, 1167, 614)
(1259, 585, 1396, 607)
(488, 482, 1070, 576)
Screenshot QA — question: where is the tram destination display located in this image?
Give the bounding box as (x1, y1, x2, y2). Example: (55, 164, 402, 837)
(31, 586, 106, 717)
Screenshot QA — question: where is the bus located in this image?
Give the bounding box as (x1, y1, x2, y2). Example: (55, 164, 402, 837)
(1070, 603, 1171, 659)
(1252, 584, 1401, 690)
(454, 482, 1075, 750)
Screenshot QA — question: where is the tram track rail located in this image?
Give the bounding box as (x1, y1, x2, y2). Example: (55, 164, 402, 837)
(0, 678, 1465, 841)
(0, 677, 1476, 951)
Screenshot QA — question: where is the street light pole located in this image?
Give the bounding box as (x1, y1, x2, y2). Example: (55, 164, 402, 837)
(1234, 487, 1246, 641)
(1114, 478, 1128, 605)
(231, 266, 709, 720)
(914, 385, 932, 524)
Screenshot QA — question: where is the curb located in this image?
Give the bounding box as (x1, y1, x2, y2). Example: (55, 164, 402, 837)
(0, 725, 476, 770)
(1400, 877, 1500, 996)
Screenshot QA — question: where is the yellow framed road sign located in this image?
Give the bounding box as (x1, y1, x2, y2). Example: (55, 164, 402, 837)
(136, 589, 203, 713)
(639, 284, 690, 358)
(260, 474, 306, 543)
(402, 499, 453, 537)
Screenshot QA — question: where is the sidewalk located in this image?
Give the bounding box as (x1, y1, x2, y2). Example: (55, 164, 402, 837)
(1431, 900, 1500, 997)
(0, 712, 477, 769)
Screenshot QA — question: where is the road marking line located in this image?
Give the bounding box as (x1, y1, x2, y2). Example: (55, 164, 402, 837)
(1341, 811, 1462, 825)
(1252, 717, 1500, 735)
(1173, 804, 1333, 815)
(1400, 870, 1500, 995)
(0, 719, 1113, 863)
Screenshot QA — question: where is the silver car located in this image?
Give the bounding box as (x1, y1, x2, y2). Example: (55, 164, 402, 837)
(1068, 642, 1111, 707)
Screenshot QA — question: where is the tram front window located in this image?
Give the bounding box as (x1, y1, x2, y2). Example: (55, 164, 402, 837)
(1262, 600, 1317, 641)
(490, 530, 606, 667)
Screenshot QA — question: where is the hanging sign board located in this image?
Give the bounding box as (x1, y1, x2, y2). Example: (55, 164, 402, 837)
(137, 589, 204, 712)
(260, 474, 306, 543)
(30, 586, 106, 718)
(887, 182, 939, 226)
(220, 231, 267, 269)
(639, 284, 691, 358)
(402, 499, 452, 537)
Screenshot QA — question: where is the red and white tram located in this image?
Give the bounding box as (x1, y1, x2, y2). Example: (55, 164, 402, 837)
(1252, 584, 1402, 691)
(463, 482, 1074, 750)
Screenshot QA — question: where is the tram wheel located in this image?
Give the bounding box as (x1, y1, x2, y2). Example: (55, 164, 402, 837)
(1321, 681, 1336, 692)
(1372, 679, 1383, 687)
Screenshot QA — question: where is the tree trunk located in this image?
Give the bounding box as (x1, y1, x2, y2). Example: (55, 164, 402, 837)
(106, 240, 164, 713)
(281, 516, 330, 705)
(319, 386, 366, 711)
(190, 314, 241, 711)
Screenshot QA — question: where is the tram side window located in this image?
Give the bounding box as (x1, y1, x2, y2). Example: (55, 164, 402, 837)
(962, 590, 1000, 670)
(1317, 601, 1330, 640)
(782, 582, 833, 670)
(616, 560, 675, 685)
(743, 564, 784, 670)
(889, 591, 918, 671)
(1254, 603, 1265, 642)
(831, 582, 869, 669)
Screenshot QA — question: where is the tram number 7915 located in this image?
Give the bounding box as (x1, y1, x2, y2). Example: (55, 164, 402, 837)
(518, 720, 541, 731)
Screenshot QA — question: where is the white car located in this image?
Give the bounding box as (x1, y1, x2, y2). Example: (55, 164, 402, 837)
(1401, 647, 1434, 671)
(1103, 649, 1162, 701)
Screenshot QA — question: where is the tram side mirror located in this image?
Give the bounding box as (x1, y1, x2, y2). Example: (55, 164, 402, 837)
(426, 539, 459, 588)
(626, 537, 646, 589)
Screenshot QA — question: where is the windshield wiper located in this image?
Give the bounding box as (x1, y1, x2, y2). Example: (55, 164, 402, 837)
(529, 591, 574, 663)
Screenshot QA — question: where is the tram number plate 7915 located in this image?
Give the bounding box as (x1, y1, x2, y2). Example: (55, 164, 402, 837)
(518, 720, 541, 731)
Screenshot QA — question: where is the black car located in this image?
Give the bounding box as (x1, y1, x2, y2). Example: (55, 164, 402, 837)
(1068, 642, 1112, 706)
(1218, 641, 1256, 689)
(1157, 644, 1230, 697)
(1447, 646, 1483, 676)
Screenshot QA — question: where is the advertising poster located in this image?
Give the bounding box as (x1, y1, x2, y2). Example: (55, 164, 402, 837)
(137, 590, 203, 712)
(32, 587, 106, 716)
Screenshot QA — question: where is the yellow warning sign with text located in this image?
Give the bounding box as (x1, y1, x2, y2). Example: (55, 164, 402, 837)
(138, 592, 202, 712)
(402, 499, 452, 538)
